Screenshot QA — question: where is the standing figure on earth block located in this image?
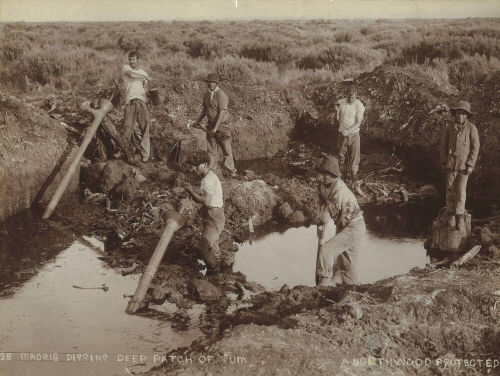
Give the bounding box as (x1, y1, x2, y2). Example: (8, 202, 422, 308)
(192, 73, 237, 176)
(440, 100, 480, 229)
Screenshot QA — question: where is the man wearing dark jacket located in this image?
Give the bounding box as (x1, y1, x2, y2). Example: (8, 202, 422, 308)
(440, 100, 480, 229)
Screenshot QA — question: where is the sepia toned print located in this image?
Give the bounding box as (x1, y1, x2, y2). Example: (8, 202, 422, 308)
(0, 1, 499, 375)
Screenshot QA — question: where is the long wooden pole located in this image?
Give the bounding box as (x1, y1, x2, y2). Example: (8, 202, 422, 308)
(42, 98, 113, 219)
(126, 209, 186, 314)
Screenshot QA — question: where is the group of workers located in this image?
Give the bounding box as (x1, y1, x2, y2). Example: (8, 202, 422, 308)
(116, 50, 480, 285)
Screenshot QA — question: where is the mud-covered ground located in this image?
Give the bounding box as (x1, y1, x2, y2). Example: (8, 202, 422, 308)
(42, 134, 500, 376)
(2, 62, 500, 375)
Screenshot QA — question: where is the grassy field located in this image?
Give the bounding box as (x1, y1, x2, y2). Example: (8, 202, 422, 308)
(1, 18, 499, 94)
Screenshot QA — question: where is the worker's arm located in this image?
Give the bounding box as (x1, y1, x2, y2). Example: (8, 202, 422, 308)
(186, 183, 213, 206)
(193, 106, 207, 128)
(465, 124, 480, 174)
(333, 101, 341, 126)
(124, 69, 151, 81)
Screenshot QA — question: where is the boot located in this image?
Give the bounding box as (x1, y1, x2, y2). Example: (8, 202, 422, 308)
(447, 214, 456, 229)
(200, 248, 220, 275)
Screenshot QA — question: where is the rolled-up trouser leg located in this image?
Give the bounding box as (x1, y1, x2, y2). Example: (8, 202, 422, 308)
(216, 130, 235, 171)
(348, 133, 360, 176)
(316, 219, 365, 284)
(445, 171, 458, 214)
(134, 100, 151, 161)
(199, 207, 225, 270)
(123, 101, 136, 145)
(455, 171, 468, 215)
(206, 133, 219, 170)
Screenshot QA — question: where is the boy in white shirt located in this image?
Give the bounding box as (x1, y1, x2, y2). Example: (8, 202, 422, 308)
(122, 51, 152, 162)
(186, 150, 225, 274)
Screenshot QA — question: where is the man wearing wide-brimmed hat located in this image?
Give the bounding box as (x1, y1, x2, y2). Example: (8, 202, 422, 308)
(440, 100, 480, 229)
(315, 155, 366, 287)
(191, 73, 236, 176)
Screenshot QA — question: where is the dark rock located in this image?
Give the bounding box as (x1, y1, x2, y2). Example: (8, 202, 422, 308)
(100, 159, 135, 194)
(167, 291, 184, 304)
(488, 245, 500, 260)
(152, 285, 170, 303)
(479, 227, 495, 247)
(418, 185, 440, 200)
(289, 210, 306, 223)
(279, 202, 293, 220)
(188, 279, 221, 302)
(172, 186, 185, 195)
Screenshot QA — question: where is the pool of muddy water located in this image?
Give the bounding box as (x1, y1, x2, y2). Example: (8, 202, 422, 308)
(234, 226, 429, 290)
(0, 211, 201, 376)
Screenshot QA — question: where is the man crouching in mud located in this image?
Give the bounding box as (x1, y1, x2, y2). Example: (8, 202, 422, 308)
(186, 151, 225, 275)
(315, 155, 366, 286)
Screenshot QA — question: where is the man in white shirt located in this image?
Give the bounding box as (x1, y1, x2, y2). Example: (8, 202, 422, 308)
(186, 150, 225, 274)
(335, 86, 365, 187)
(122, 51, 152, 162)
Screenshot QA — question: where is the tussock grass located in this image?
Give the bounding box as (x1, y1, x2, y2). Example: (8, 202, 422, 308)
(1, 18, 499, 94)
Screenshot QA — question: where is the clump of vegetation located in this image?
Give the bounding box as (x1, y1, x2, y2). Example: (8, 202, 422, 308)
(0, 18, 499, 94)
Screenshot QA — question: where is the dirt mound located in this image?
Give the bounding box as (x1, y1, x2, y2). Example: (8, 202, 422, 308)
(146, 262, 500, 376)
(0, 90, 80, 221)
(303, 65, 500, 198)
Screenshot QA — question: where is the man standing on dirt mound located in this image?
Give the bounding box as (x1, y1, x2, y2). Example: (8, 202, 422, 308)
(191, 73, 237, 177)
(121, 50, 152, 163)
(186, 150, 225, 275)
(335, 85, 365, 188)
(315, 155, 366, 287)
(440, 100, 480, 229)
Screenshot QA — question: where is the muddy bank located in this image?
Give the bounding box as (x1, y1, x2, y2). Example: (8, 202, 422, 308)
(146, 257, 500, 375)
(0, 90, 80, 222)
(299, 65, 500, 199)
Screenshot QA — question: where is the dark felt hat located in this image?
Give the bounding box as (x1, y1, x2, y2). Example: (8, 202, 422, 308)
(317, 155, 342, 177)
(204, 73, 219, 84)
(450, 100, 474, 117)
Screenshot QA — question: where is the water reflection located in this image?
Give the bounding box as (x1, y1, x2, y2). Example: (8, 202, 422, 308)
(233, 225, 429, 290)
(0, 233, 200, 376)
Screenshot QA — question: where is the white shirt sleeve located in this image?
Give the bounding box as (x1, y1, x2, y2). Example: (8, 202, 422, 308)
(122, 64, 132, 75)
(356, 100, 365, 118)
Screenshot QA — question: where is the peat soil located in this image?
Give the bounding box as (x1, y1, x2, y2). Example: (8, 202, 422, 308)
(36, 136, 500, 376)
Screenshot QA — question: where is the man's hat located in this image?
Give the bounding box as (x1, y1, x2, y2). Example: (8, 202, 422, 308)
(317, 155, 342, 177)
(204, 73, 219, 84)
(450, 100, 474, 117)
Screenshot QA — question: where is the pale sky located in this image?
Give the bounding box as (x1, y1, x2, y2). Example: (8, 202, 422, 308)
(0, 0, 499, 22)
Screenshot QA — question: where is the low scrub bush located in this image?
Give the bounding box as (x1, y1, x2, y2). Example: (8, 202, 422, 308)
(297, 44, 384, 73)
(400, 36, 500, 64)
(448, 54, 500, 90)
(240, 43, 291, 65)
